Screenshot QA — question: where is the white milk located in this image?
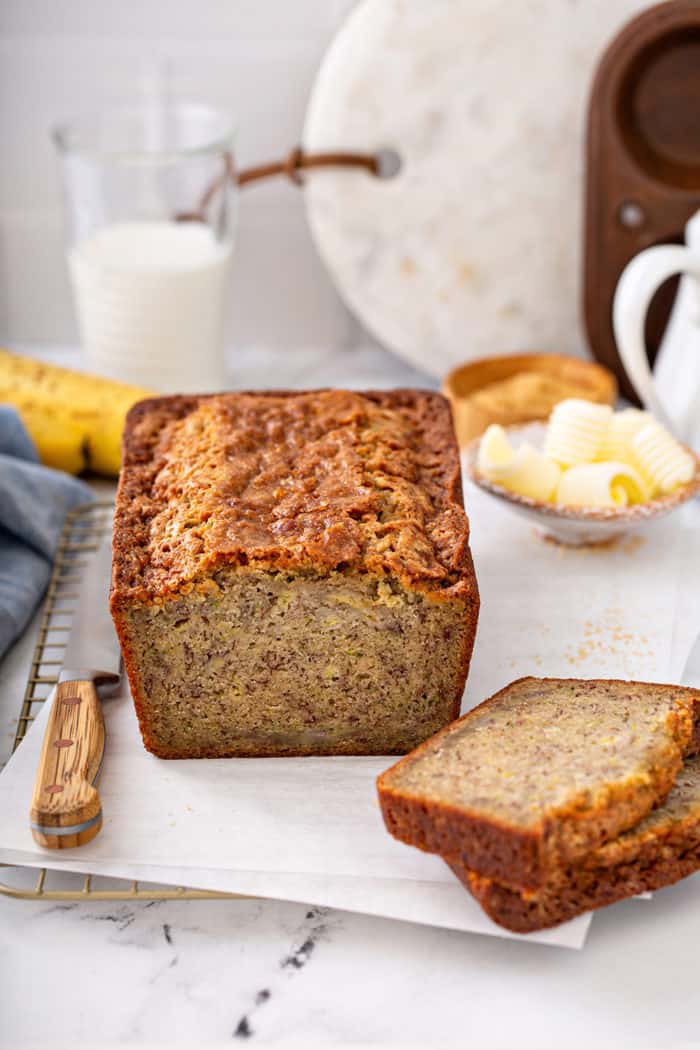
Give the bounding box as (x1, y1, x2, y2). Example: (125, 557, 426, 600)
(69, 221, 233, 392)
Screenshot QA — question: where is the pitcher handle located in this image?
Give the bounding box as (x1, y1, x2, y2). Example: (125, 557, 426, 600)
(613, 245, 699, 429)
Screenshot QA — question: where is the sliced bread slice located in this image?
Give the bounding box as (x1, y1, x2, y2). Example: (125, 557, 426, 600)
(377, 677, 700, 891)
(450, 754, 700, 932)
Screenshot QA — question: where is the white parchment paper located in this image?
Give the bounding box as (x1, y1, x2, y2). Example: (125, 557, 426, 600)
(1, 488, 698, 949)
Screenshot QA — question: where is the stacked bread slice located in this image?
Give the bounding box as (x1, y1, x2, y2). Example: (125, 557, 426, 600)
(377, 678, 700, 932)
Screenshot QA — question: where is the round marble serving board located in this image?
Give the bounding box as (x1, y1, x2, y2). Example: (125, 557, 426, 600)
(303, 0, 651, 378)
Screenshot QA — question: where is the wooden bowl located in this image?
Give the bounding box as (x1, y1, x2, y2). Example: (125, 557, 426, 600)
(442, 353, 617, 447)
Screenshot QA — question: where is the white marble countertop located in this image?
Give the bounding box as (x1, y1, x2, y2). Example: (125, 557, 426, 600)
(2, 345, 700, 1050)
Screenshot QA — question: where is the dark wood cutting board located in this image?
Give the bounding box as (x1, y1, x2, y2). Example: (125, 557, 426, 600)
(584, 0, 700, 402)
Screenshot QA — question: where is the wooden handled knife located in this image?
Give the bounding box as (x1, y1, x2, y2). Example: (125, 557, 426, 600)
(30, 537, 121, 849)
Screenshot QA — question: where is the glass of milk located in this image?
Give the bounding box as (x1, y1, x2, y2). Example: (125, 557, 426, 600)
(53, 104, 236, 393)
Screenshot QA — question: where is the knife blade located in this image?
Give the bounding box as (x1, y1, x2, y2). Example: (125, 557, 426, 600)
(30, 535, 121, 849)
(681, 630, 700, 691)
(61, 535, 121, 688)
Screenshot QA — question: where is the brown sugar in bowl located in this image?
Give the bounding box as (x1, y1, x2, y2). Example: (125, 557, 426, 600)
(442, 353, 617, 447)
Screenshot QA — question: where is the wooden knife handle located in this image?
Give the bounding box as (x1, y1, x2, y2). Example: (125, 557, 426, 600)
(30, 679, 105, 849)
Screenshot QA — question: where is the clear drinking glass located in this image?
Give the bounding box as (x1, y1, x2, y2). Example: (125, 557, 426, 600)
(53, 104, 236, 393)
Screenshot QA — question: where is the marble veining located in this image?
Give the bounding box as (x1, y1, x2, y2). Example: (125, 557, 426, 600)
(304, 0, 654, 377)
(231, 906, 333, 1040)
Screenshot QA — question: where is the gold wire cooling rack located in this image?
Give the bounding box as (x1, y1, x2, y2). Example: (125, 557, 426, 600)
(0, 500, 241, 903)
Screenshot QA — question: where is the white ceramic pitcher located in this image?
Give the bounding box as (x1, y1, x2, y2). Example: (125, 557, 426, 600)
(613, 210, 700, 452)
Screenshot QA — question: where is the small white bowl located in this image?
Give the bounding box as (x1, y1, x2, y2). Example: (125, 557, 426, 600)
(465, 422, 700, 546)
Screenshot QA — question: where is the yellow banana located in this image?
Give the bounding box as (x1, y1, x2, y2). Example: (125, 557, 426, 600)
(0, 348, 152, 476)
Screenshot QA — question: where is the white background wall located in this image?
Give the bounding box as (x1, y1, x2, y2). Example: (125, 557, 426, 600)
(0, 0, 360, 350)
(0, 0, 654, 356)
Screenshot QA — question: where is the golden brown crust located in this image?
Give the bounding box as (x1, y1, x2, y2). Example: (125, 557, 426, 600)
(452, 846, 700, 932)
(111, 389, 476, 606)
(451, 754, 700, 932)
(377, 678, 700, 891)
(452, 754, 700, 932)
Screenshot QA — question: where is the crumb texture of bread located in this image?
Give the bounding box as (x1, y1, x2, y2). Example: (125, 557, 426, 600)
(111, 389, 479, 758)
(453, 755, 700, 932)
(378, 677, 700, 889)
(118, 569, 471, 758)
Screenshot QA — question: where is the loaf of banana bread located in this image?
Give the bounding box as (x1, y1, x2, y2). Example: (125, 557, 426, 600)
(110, 389, 479, 758)
(449, 754, 700, 932)
(378, 677, 700, 890)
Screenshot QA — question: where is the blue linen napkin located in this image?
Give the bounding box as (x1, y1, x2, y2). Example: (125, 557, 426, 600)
(0, 406, 94, 659)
